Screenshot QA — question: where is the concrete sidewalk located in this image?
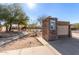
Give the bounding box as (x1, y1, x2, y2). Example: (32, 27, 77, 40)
(0, 46, 58, 55)
(72, 32, 79, 38)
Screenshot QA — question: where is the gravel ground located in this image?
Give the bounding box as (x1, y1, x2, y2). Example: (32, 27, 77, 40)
(0, 32, 21, 38)
(0, 36, 42, 52)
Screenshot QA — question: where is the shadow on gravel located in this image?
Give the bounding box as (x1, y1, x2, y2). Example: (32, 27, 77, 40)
(0, 31, 28, 47)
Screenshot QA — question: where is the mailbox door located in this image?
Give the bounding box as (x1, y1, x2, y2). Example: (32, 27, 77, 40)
(49, 18, 57, 40)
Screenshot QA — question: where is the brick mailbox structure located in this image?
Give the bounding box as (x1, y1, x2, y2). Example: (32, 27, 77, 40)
(42, 16, 71, 41)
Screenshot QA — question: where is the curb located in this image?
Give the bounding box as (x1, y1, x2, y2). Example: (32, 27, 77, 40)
(36, 37, 61, 55)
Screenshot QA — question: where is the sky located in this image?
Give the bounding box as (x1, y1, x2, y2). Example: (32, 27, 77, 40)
(22, 3, 79, 24)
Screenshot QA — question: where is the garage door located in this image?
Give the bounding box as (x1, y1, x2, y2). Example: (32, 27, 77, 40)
(57, 25, 68, 35)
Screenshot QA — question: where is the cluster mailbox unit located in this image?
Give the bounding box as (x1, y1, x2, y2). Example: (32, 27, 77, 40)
(42, 16, 71, 41)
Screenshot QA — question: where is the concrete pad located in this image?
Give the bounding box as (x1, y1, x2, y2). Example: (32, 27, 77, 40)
(20, 46, 55, 55)
(72, 33, 79, 38)
(0, 49, 22, 55)
(0, 46, 57, 55)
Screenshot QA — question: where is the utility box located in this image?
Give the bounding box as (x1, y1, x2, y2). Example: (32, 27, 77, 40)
(42, 16, 71, 41)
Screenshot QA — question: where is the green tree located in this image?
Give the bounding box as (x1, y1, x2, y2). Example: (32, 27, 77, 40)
(74, 23, 79, 29)
(0, 4, 10, 31)
(0, 3, 29, 31)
